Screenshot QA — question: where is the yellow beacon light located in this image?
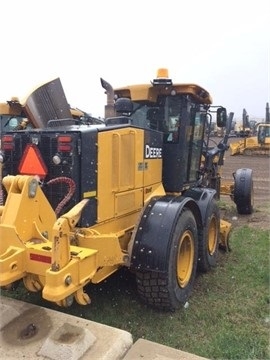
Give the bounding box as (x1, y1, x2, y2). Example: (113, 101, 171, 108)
(153, 68, 172, 86)
(156, 68, 169, 79)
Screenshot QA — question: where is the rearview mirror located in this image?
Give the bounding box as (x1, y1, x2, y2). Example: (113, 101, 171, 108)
(216, 107, 227, 128)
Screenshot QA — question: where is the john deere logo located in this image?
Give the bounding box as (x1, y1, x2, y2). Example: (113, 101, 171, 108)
(145, 144, 162, 159)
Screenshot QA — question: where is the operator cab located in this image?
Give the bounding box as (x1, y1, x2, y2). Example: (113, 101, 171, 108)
(110, 69, 226, 193)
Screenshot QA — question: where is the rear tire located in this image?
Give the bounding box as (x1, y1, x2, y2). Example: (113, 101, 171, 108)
(135, 208, 198, 311)
(198, 200, 220, 272)
(233, 168, 254, 214)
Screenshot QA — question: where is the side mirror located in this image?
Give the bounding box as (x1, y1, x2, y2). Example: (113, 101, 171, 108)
(7, 117, 20, 129)
(216, 107, 227, 128)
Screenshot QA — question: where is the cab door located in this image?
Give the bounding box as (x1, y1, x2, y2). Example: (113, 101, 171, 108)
(162, 98, 205, 192)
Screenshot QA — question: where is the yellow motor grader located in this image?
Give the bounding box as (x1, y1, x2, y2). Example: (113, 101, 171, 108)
(230, 123, 270, 156)
(0, 69, 253, 310)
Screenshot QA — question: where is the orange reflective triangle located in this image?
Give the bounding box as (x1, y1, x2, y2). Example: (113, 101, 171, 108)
(18, 144, 48, 178)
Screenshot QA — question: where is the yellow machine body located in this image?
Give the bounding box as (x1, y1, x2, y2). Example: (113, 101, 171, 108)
(0, 69, 244, 310)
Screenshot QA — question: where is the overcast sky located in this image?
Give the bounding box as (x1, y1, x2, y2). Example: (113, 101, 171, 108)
(1, 0, 269, 120)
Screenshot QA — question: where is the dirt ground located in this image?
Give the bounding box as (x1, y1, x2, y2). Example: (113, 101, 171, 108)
(217, 137, 270, 231)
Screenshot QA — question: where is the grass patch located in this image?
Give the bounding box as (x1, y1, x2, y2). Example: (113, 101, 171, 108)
(1, 226, 270, 359)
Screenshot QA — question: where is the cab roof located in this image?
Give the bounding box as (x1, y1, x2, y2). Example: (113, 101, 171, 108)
(114, 83, 212, 105)
(114, 68, 212, 105)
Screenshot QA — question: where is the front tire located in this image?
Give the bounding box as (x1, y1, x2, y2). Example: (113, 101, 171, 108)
(197, 200, 220, 272)
(135, 208, 198, 311)
(233, 168, 254, 214)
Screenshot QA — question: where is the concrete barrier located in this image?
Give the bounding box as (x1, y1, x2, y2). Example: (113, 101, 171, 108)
(0, 296, 208, 360)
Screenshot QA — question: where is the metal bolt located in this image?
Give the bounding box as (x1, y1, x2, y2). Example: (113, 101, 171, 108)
(65, 275, 72, 285)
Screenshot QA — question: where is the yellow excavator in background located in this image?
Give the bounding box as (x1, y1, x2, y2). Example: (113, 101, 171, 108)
(230, 103, 270, 156)
(233, 108, 251, 138)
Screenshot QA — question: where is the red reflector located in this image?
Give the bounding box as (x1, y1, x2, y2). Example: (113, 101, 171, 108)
(3, 143, 14, 150)
(18, 144, 48, 178)
(3, 135, 13, 142)
(58, 136, 72, 142)
(57, 135, 72, 152)
(30, 253, 51, 264)
(2, 135, 14, 150)
(58, 144, 72, 152)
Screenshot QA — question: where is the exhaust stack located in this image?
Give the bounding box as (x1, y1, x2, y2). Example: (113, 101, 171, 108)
(100, 78, 115, 119)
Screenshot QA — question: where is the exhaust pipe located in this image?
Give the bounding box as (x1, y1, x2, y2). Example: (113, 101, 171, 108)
(100, 78, 115, 119)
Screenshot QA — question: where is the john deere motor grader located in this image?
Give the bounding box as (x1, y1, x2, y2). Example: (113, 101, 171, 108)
(0, 69, 253, 310)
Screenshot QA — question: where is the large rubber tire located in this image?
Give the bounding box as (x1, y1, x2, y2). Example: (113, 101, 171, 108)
(233, 168, 254, 214)
(197, 200, 220, 273)
(135, 208, 198, 311)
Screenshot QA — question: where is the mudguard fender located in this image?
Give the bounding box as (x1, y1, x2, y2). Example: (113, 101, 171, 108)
(129, 195, 201, 272)
(183, 187, 217, 226)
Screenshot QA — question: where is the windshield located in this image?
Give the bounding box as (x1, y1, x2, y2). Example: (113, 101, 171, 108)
(128, 95, 183, 134)
(128, 103, 151, 128)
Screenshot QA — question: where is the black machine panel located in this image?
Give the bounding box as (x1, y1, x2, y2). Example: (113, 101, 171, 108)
(2, 127, 99, 227)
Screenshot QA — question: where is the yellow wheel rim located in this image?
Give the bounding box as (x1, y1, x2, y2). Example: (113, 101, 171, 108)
(208, 216, 218, 255)
(177, 230, 194, 288)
